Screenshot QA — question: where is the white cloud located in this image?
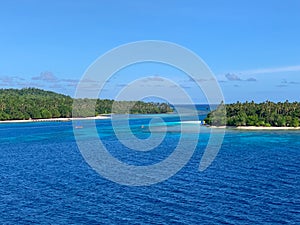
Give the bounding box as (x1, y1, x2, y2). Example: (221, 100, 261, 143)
(225, 73, 242, 81)
(246, 78, 257, 82)
(240, 65, 300, 75)
(32, 71, 58, 82)
(0, 76, 26, 86)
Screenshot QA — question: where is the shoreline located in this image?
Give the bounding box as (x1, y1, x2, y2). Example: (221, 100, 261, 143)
(209, 125, 300, 130)
(0, 115, 111, 124)
(235, 126, 300, 130)
(1, 117, 300, 130)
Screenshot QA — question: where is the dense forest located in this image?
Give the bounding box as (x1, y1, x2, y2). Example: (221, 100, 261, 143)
(204, 101, 300, 127)
(0, 88, 173, 120)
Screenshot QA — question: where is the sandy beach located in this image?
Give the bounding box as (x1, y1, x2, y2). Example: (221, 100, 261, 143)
(235, 126, 300, 130)
(209, 125, 300, 130)
(0, 115, 111, 124)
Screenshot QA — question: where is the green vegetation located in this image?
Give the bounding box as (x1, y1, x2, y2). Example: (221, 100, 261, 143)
(0, 88, 173, 121)
(73, 99, 173, 117)
(205, 101, 300, 127)
(0, 88, 73, 120)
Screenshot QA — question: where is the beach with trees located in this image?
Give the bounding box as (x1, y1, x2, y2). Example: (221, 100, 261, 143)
(205, 101, 300, 127)
(0, 88, 173, 121)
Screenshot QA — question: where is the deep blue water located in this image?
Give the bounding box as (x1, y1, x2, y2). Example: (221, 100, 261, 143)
(0, 113, 299, 224)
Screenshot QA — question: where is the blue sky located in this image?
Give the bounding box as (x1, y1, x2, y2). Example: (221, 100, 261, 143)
(0, 0, 300, 103)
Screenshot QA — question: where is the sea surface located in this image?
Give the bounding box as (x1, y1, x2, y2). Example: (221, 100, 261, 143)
(0, 106, 299, 224)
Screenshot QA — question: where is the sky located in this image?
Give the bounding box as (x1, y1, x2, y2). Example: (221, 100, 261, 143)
(0, 0, 300, 103)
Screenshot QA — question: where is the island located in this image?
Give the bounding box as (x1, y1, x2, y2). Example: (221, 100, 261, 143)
(204, 101, 300, 128)
(0, 88, 173, 122)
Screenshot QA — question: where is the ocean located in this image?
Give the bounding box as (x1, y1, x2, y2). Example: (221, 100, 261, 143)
(0, 108, 299, 224)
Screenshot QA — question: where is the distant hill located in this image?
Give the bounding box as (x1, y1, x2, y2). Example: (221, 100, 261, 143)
(0, 88, 173, 121)
(0, 88, 73, 120)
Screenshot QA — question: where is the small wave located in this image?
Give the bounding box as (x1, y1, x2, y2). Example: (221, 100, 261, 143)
(179, 121, 203, 124)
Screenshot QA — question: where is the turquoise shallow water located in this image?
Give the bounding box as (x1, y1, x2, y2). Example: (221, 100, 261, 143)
(0, 114, 299, 224)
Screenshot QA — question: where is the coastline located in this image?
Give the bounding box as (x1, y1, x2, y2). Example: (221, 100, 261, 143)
(0, 115, 110, 124)
(235, 126, 300, 130)
(1, 117, 300, 130)
(209, 125, 300, 130)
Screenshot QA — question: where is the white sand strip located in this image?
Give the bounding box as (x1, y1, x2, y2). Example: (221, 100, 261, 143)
(208, 125, 300, 130)
(0, 115, 110, 124)
(235, 126, 300, 130)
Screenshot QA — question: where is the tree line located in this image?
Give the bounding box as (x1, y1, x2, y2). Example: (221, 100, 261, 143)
(0, 88, 173, 120)
(204, 100, 300, 127)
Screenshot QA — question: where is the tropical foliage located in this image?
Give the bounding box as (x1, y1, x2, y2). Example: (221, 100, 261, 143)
(0, 88, 173, 120)
(205, 101, 300, 127)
